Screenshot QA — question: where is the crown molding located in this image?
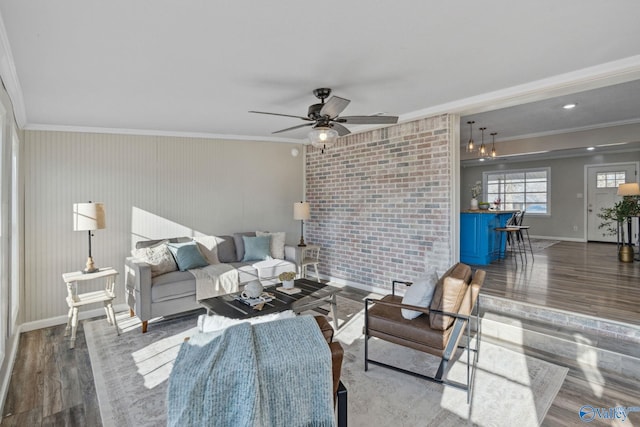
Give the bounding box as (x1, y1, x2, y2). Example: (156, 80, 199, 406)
(400, 55, 640, 123)
(23, 123, 304, 144)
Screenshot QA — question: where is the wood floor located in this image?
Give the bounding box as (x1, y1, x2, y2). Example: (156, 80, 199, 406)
(1, 323, 101, 426)
(2, 240, 639, 426)
(479, 240, 640, 326)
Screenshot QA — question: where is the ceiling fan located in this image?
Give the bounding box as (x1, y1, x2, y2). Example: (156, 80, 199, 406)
(249, 88, 399, 148)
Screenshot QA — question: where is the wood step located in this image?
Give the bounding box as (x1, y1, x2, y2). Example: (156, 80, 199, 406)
(478, 295, 640, 381)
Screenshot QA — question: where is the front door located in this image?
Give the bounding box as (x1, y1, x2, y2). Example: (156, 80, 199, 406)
(586, 163, 638, 242)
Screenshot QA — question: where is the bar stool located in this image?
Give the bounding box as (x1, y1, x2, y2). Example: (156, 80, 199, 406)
(494, 226, 525, 264)
(515, 225, 534, 261)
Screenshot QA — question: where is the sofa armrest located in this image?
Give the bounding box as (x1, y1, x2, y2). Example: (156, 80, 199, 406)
(284, 245, 297, 262)
(364, 297, 470, 320)
(124, 256, 153, 322)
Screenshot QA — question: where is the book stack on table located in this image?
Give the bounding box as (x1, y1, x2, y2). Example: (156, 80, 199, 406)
(234, 293, 273, 307)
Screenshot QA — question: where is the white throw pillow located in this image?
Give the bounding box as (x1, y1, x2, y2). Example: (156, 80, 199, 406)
(401, 270, 439, 320)
(197, 310, 296, 333)
(256, 231, 286, 259)
(192, 235, 221, 264)
(131, 241, 177, 277)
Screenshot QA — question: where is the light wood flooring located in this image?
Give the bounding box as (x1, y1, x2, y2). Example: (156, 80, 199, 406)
(479, 240, 640, 326)
(2, 240, 639, 426)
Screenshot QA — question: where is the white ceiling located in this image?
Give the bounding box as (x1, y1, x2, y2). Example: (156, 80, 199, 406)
(1, 1, 640, 150)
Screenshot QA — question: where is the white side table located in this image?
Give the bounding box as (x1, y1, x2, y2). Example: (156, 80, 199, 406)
(62, 267, 120, 349)
(296, 244, 321, 281)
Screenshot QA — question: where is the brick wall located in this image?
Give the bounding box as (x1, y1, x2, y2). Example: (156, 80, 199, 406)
(305, 115, 454, 290)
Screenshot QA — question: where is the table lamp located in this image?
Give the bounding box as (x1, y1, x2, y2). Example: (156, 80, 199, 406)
(73, 202, 106, 273)
(293, 201, 310, 247)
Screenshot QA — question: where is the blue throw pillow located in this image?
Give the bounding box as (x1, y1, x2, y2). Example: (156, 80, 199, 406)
(167, 241, 209, 271)
(242, 235, 272, 262)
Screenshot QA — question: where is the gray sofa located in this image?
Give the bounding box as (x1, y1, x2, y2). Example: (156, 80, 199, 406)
(125, 233, 297, 332)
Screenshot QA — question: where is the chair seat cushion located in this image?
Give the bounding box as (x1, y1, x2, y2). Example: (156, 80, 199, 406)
(151, 270, 195, 302)
(367, 295, 452, 355)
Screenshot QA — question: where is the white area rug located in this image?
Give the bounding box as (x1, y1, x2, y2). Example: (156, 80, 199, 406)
(85, 300, 567, 427)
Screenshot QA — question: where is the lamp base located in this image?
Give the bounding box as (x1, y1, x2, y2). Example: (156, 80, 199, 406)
(82, 256, 99, 274)
(298, 236, 307, 247)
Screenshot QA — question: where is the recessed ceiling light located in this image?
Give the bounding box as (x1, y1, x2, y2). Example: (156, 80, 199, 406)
(563, 103, 577, 110)
(587, 147, 595, 151)
(479, 158, 485, 162)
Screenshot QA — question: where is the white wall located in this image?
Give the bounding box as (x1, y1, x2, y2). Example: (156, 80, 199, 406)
(23, 131, 304, 323)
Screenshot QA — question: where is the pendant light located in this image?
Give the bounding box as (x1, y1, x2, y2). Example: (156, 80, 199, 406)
(466, 121, 475, 152)
(490, 132, 497, 158)
(479, 127, 486, 156)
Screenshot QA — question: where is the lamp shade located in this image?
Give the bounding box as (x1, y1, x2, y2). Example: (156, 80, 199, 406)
(293, 202, 310, 220)
(617, 183, 640, 196)
(308, 126, 338, 148)
(73, 202, 106, 231)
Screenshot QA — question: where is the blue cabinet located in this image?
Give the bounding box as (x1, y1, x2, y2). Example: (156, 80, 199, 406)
(460, 211, 515, 265)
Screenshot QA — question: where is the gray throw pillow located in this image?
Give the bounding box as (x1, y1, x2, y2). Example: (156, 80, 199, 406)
(216, 235, 237, 263)
(401, 270, 439, 320)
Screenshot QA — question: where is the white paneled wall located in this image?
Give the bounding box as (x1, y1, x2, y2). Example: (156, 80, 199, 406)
(24, 131, 304, 323)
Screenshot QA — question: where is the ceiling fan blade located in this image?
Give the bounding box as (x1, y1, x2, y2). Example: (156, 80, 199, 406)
(320, 96, 350, 118)
(331, 123, 351, 136)
(338, 115, 399, 124)
(272, 122, 314, 134)
(249, 111, 312, 121)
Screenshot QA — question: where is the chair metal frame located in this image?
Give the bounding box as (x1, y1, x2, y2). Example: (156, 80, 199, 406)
(363, 280, 481, 403)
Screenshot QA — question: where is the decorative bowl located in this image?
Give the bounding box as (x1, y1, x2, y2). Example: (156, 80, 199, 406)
(243, 280, 264, 298)
(478, 203, 490, 210)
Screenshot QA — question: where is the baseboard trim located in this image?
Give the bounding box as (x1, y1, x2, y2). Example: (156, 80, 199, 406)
(20, 303, 129, 333)
(529, 235, 586, 242)
(0, 324, 23, 418)
(320, 274, 393, 297)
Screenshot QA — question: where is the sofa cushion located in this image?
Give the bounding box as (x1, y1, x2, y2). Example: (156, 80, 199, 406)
(231, 259, 296, 283)
(242, 235, 271, 262)
(401, 270, 438, 320)
(216, 235, 237, 263)
(167, 241, 209, 271)
(429, 263, 471, 330)
(253, 258, 296, 281)
(193, 235, 221, 264)
(256, 231, 286, 259)
(233, 262, 260, 283)
(131, 241, 178, 277)
(151, 270, 196, 302)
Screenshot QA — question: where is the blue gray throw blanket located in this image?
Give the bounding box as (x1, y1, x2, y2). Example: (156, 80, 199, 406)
(167, 315, 335, 427)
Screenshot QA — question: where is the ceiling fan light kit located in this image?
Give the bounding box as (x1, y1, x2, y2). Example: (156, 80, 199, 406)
(249, 88, 398, 153)
(309, 126, 338, 154)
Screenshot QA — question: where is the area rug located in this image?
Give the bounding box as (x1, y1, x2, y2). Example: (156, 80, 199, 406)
(85, 298, 567, 427)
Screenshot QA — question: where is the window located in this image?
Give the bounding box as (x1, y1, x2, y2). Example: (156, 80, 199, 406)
(596, 171, 626, 188)
(484, 167, 550, 215)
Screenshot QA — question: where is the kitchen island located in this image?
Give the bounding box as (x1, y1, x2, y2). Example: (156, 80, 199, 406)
(460, 210, 518, 265)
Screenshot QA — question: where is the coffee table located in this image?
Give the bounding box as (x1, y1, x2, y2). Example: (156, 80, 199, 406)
(199, 278, 342, 328)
